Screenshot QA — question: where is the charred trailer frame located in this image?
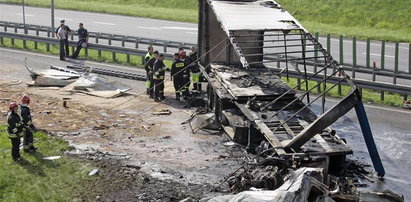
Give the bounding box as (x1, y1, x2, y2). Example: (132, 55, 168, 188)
(197, 0, 385, 177)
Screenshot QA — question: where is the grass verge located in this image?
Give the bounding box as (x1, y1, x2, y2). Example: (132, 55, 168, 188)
(1, 0, 411, 42)
(0, 126, 96, 201)
(0, 37, 404, 107)
(282, 77, 404, 107)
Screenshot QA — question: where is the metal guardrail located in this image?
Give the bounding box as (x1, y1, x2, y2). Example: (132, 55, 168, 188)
(0, 20, 195, 63)
(0, 21, 410, 99)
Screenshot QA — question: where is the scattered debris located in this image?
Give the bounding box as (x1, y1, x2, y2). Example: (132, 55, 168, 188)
(0, 80, 22, 86)
(88, 169, 100, 176)
(204, 168, 331, 202)
(187, 112, 220, 133)
(39, 87, 60, 90)
(402, 100, 411, 109)
(25, 59, 79, 87)
(142, 125, 151, 131)
(93, 124, 110, 131)
(152, 109, 172, 116)
(223, 141, 237, 146)
(43, 156, 61, 160)
(62, 74, 131, 98)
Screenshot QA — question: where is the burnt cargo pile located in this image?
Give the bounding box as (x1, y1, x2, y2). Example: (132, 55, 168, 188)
(195, 0, 404, 201)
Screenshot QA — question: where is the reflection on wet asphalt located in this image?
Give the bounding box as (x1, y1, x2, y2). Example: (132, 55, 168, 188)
(309, 98, 411, 200)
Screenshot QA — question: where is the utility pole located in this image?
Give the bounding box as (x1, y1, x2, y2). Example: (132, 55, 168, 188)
(51, 0, 55, 37)
(22, 0, 27, 34)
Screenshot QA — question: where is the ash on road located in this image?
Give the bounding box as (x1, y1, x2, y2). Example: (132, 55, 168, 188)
(0, 47, 410, 200)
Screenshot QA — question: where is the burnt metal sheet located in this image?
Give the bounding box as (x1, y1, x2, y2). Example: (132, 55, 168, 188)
(211, 64, 293, 98)
(208, 0, 306, 32)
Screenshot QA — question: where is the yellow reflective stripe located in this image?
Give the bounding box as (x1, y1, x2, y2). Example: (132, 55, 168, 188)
(8, 134, 18, 138)
(27, 121, 32, 125)
(145, 53, 154, 59)
(146, 81, 151, 88)
(12, 128, 18, 133)
(176, 63, 185, 68)
(192, 73, 201, 83)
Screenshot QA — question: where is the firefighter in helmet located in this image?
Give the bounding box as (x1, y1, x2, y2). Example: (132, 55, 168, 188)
(20, 94, 37, 153)
(7, 102, 24, 162)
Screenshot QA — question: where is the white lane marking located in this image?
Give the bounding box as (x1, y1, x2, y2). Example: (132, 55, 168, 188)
(55, 17, 73, 21)
(361, 52, 395, 58)
(185, 32, 197, 35)
(138, 26, 161, 30)
(93, 22, 115, 26)
(163, 26, 197, 31)
(16, 13, 34, 17)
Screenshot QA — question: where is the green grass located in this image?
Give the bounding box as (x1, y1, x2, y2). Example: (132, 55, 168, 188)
(0, 37, 404, 107)
(0, 126, 97, 201)
(2, 0, 411, 42)
(282, 77, 404, 107)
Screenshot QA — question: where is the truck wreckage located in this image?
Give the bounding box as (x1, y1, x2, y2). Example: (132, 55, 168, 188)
(192, 0, 403, 201)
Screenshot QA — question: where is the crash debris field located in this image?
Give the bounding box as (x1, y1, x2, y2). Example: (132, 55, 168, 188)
(0, 0, 409, 201)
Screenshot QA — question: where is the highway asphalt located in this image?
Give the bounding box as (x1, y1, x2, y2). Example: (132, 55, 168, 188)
(1, 46, 410, 200)
(1, 3, 410, 74)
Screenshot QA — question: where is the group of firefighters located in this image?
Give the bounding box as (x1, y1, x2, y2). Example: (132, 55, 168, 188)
(144, 45, 201, 102)
(6, 95, 37, 163)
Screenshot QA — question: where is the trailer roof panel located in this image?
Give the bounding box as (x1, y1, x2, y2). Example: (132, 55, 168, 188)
(209, 0, 305, 32)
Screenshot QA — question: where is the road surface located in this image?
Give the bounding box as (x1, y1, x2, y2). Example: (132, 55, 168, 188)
(0, 3, 410, 74)
(1, 46, 410, 200)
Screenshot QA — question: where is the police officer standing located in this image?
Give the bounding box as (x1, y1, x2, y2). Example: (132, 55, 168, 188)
(145, 50, 159, 98)
(56, 19, 71, 60)
(171, 53, 186, 100)
(20, 95, 37, 153)
(189, 46, 201, 91)
(7, 102, 24, 162)
(72, 23, 89, 59)
(153, 54, 166, 102)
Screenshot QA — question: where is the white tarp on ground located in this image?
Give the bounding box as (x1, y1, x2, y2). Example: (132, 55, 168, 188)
(62, 74, 131, 98)
(25, 59, 80, 87)
(200, 167, 334, 202)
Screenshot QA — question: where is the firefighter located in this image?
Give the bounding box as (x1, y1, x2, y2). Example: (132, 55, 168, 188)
(179, 51, 190, 99)
(188, 46, 201, 91)
(171, 53, 186, 100)
(145, 50, 159, 98)
(20, 95, 37, 153)
(144, 45, 155, 95)
(7, 102, 24, 162)
(153, 54, 166, 102)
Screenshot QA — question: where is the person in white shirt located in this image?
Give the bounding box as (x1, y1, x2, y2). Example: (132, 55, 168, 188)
(55, 19, 71, 60)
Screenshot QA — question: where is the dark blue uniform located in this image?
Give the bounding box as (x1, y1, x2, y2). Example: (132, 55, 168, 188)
(153, 59, 166, 101)
(72, 28, 89, 59)
(20, 105, 36, 152)
(171, 59, 190, 99)
(7, 112, 24, 161)
(144, 54, 156, 97)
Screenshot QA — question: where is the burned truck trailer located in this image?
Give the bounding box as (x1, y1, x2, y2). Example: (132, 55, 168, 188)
(196, 0, 386, 181)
